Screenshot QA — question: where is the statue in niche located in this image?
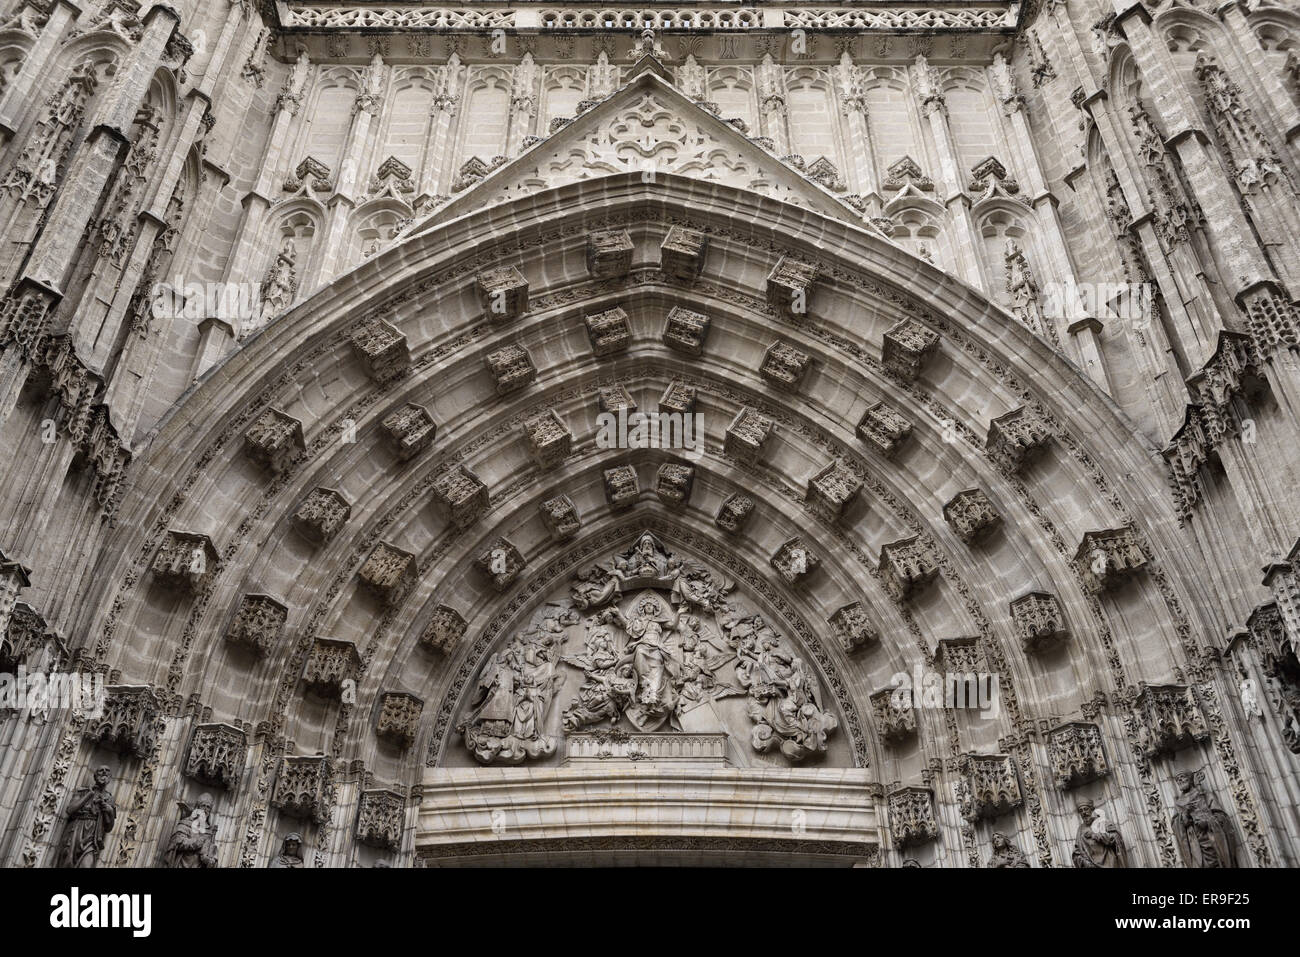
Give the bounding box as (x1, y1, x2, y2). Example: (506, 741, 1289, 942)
(986, 831, 1030, 868)
(163, 792, 219, 868)
(55, 765, 116, 868)
(1071, 800, 1127, 868)
(1173, 768, 1238, 868)
(459, 606, 574, 763)
(725, 610, 837, 760)
(269, 831, 304, 868)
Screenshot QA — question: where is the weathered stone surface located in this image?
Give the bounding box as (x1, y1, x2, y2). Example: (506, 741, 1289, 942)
(382, 404, 436, 460)
(431, 466, 489, 528)
(244, 408, 305, 474)
(477, 265, 529, 321)
(485, 343, 536, 394)
(660, 226, 707, 280)
(585, 306, 632, 355)
(293, 488, 350, 544)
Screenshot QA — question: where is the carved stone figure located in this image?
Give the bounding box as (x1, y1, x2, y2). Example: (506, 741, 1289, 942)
(727, 611, 837, 760)
(163, 793, 219, 868)
(1071, 801, 1127, 868)
(269, 831, 304, 868)
(1173, 769, 1238, 868)
(55, 765, 116, 868)
(459, 611, 570, 763)
(986, 831, 1029, 868)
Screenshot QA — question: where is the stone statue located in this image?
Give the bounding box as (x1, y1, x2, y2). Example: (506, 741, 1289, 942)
(55, 765, 116, 868)
(599, 596, 685, 731)
(1173, 769, 1238, 868)
(163, 793, 219, 868)
(269, 831, 304, 868)
(460, 617, 566, 763)
(1071, 800, 1127, 868)
(986, 831, 1030, 868)
(729, 612, 837, 760)
(1239, 677, 1263, 719)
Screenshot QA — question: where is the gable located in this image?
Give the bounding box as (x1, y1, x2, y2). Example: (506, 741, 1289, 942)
(408, 70, 862, 232)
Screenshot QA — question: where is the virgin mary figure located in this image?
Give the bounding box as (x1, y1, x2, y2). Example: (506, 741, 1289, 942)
(601, 596, 684, 730)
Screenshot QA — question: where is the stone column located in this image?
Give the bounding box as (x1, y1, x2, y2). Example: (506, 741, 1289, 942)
(912, 56, 985, 292)
(1216, 0, 1300, 154)
(757, 54, 790, 156)
(835, 52, 879, 206)
(991, 52, 1110, 390)
(0, 0, 81, 142)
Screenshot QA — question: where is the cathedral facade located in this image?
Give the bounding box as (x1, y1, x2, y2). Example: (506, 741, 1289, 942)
(0, 0, 1297, 868)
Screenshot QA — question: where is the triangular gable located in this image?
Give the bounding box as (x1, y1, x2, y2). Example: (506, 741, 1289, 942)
(407, 70, 865, 235)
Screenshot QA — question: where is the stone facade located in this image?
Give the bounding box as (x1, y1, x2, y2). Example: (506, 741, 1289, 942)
(0, 0, 1296, 872)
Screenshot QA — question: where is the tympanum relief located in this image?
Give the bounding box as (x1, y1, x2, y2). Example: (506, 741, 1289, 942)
(454, 533, 846, 767)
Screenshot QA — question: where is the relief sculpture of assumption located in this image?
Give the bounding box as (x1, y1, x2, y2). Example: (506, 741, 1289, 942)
(458, 532, 840, 765)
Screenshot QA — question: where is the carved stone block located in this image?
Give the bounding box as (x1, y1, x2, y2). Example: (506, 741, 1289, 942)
(660, 226, 707, 280)
(586, 228, 634, 279)
(659, 380, 697, 414)
(871, 688, 917, 743)
(935, 635, 984, 673)
(986, 406, 1052, 473)
(382, 403, 436, 460)
(760, 341, 811, 393)
(477, 265, 529, 322)
(662, 306, 710, 355)
(767, 256, 817, 317)
(1047, 721, 1109, 788)
(879, 536, 938, 602)
(540, 494, 581, 540)
(358, 542, 416, 606)
(725, 407, 773, 462)
(431, 465, 489, 528)
(419, 605, 466, 655)
(272, 755, 333, 823)
(376, 692, 423, 748)
(152, 530, 220, 595)
(185, 723, 247, 790)
(829, 602, 878, 654)
(485, 343, 536, 394)
(942, 488, 1001, 545)
(716, 493, 754, 532)
(84, 685, 159, 757)
(857, 401, 912, 457)
(597, 384, 637, 414)
(293, 488, 351, 544)
(301, 636, 361, 698)
(888, 786, 938, 848)
(522, 409, 572, 468)
(882, 319, 938, 381)
(655, 462, 694, 507)
(807, 462, 862, 517)
(347, 314, 408, 383)
(1134, 682, 1208, 757)
(1074, 527, 1147, 594)
(603, 464, 639, 509)
(356, 788, 405, 851)
(959, 753, 1022, 821)
(243, 407, 305, 474)
(585, 306, 632, 355)
(771, 537, 819, 585)
(474, 538, 526, 591)
(1010, 591, 1068, 653)
(225, 593, 287, 657)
